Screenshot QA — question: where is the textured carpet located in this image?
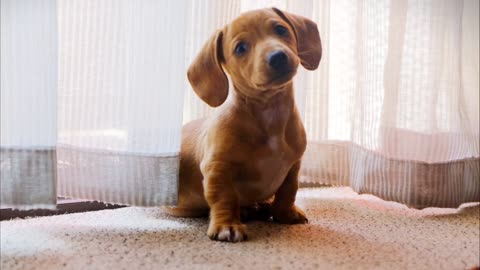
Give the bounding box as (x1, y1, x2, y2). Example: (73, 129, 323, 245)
(1, 187, 479, 270)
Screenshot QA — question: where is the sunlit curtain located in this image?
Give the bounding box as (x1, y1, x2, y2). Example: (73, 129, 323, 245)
(184, 0, 480, 208)
(55, 0, 187, 206)
(1, 0, 188, 209)
(1, 0, 58, 209)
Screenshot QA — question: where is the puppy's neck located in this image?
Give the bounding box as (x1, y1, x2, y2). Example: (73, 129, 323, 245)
(231, 82, 295, 134)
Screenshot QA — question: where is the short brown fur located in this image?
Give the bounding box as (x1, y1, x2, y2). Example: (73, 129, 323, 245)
(166, 8, 322, 242)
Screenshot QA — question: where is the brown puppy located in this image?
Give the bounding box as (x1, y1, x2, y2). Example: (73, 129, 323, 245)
(167, 7, 321, 242)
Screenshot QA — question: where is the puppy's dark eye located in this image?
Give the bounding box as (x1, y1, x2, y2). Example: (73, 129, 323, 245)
(234, 42, 249, 56)
(274, 25, 288, 36)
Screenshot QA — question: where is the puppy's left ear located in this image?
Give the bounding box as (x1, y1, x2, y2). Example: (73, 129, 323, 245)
(272, 7, 322, 70)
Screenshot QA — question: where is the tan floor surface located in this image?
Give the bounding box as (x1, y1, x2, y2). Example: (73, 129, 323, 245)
(1, 187, 479, 270)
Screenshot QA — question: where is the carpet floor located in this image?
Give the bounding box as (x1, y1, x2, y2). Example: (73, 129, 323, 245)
(1, 187, 479, 270)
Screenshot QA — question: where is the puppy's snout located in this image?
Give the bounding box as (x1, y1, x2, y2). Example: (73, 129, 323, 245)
(267, 50, 289, 72)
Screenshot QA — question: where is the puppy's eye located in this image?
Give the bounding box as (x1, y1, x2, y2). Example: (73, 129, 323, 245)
(234, 42, 249, 56)
(274, 25, 288, 36)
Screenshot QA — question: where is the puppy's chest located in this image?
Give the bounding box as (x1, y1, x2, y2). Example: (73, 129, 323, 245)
(256, 135, 295, 180)
(234, 134, 300, 204)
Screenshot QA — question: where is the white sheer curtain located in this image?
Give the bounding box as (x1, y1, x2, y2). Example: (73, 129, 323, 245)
(1, 0, 58, 209)
(1, 0, 187, 209)
(55, 0, 187, 206)
(1, 0, 479, 210)
(300, 0, 480, 208)
(184, 0, 480, 208)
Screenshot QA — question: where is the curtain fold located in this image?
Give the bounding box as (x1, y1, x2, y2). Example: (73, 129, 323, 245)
(1, 0, 188, 209)
(55, 0, 188, 206)
(299, 0, 480, 208)
(1, 0, 58, 209)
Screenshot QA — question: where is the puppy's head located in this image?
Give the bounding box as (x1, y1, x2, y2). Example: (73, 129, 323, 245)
(188, 8, 322, 107)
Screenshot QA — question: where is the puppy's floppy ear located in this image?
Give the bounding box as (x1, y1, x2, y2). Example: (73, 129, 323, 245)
(187, 30, 228, 107)
(272, 7, 322, 70)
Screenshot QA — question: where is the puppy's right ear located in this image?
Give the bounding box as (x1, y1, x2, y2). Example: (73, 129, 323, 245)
(187, 30, 228, 107)
(272, 7, 322, 70)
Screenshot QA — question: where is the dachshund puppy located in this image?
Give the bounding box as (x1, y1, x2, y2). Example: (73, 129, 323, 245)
(167, 7, 321, 242)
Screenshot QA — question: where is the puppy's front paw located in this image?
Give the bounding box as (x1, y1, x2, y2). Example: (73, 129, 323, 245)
(207, 222, 247, 242)
(272, 205, 308, 224)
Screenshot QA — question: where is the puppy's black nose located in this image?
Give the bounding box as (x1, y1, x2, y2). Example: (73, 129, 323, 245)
(267, 50, 288, 71)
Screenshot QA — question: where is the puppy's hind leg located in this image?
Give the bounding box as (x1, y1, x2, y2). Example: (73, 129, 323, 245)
(271, 161, 308, 224)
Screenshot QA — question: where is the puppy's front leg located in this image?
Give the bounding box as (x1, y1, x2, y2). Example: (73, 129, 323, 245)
(271, 161, 308, 224)
(202, 162, 247, 242)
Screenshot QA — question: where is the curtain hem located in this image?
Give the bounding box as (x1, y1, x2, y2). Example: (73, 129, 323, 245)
(0, 148, 57, 210)
(301, 141, 480, 209)
(57, 146, 179, 207)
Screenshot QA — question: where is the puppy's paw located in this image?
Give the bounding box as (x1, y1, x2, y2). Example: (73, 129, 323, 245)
(272, 205, 308, 224)
(207, 222, 247, 242)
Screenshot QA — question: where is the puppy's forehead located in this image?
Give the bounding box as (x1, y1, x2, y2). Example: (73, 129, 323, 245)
(226, 9, 280, 37)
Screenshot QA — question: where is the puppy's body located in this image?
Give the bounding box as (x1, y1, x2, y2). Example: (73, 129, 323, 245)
(176, 85, 306, 212)
(167, 8, 321, 242)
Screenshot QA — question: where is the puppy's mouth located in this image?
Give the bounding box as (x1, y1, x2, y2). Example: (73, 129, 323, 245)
(262, 67, 296, 87)
(273, 67, 295, 80)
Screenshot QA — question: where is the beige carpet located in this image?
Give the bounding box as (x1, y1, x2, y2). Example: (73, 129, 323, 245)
(1, 187, 479, 270)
